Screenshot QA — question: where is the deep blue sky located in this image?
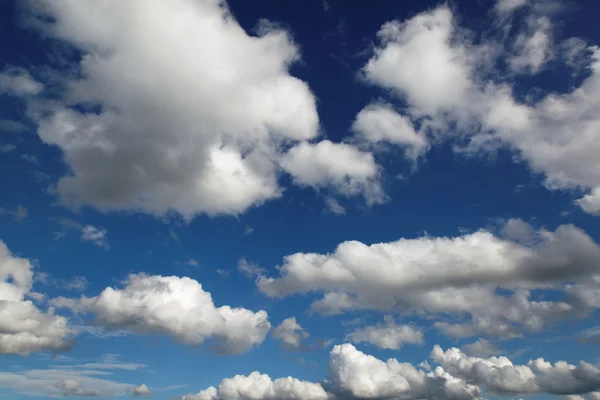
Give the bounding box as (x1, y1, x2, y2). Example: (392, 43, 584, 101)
(1, 0, 600, 399)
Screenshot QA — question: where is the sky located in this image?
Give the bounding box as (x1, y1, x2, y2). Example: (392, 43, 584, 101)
(1, 0, 600, 399)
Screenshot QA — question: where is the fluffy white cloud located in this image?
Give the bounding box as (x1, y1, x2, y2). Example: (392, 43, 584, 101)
(577, 188, 600, 216)
(0, 240, 73, 355)
(351, 102, 428, 162)
(345, 315, 423, 349)
(431, 345, 600, 395)
(133, 383, 152, 397)
(182, 371, 330, 400)
(24, 0, 321, 218)
(0, 67, 43, 96)
(258, 220, 600, 337)
(271, 317, 309, 350)
(280, 140, 385, 205)
(52, 274, 270, 354)
(181, 342, 600, 399)
(182, 343, 479, 400)
(361, 4, 600, 215)
(362, 6, 474, 115)
(328, 343, 480, 399)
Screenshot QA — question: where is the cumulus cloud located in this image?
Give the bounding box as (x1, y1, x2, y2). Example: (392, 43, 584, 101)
(180, 342, 600, 399)
(431, 345, 600, 396)
(361, 4, 600, 215)
(133, 383, 152, 397)
(280, 140, 385, 205)
(351, 102, 428, 162)
(345, 315, 423, 349)
(258, 219, 600, 338)
(52, 274, 270, 354)
(181, 371, 330, 400)
(0, 240, 73, 355)
(271, 317, 309, 350)
(23, 0, 322, 218)
(0, 66, 43, 96)
(181, 343, 480, 400)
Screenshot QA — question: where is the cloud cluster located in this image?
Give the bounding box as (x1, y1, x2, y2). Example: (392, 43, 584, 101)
(18, 0, 388, 218)
(258, 219, 600, 338)
(431, 345, 600, 396)
(0, 240, 73, 355)
(52, 273, 271, 354)
(358, 3, 600, 215)
(181, 342, 600, 399)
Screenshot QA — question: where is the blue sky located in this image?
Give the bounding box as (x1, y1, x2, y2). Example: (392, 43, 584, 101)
(1, 0, 600, 399)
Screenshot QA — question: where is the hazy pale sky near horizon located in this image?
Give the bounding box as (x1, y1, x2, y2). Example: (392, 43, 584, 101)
(1, 0, 600, 399)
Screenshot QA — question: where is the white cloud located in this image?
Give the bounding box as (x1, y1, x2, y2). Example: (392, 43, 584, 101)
(327, 343, 480, 399)
(0, 67, 43, 96)
(181, 343, 479, 400)
(345, 315, 423, 349)
(24, 0, 320, 219)
(361, 4, 600, 216)
(508, 15, 553, 74)
(271, 317, 309, 350)
(0, 240, 73, 355)
(324, 197, 345, 215)
(496, 0, 528, 15)
(181, 342, 600, 399)
(280, 140, 385, 205)
(362, 6, 474, 115)
(81, 225, 109, 249)
(237, 258, 266, 279)
(351, 102, 428, 162)
(133, 383, 152, 397)
(431, 345, 600, 395)
(52, 273, 270, 354)
(577, 188, 600, 216)
(181, 371, 330, 400)
(258, 220, 600, 338)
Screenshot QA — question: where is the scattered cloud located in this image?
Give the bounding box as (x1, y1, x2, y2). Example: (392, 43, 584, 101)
(271, 317, 309, 350)
(52, 273, 271, 354)
(237, 257, 266, 279)
(345, 315, 423, 349)
(324, 197, 345, 215)
(0, 205, 28, 223)
(133, 383, 152, 397)
(0, 66, 43, 96)
(81, 225, 109, 249)
(280, 140, 385, 205)
(0, 119, 27, 133)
